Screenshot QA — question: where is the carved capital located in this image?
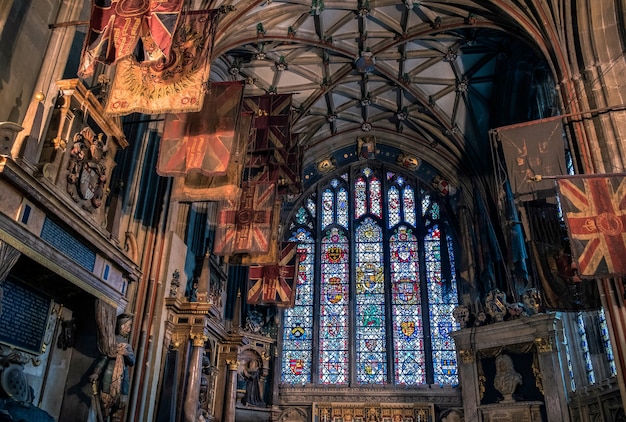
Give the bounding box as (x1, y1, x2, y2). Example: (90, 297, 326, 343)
(226, 359, 240, 370)
(458, 349, 475, 364)
(190, 332, 208, 347)
(534, 337, 552, 353)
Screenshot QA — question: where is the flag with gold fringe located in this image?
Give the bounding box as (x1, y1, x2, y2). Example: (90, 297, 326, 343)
(247, 242, 300, 307)
(557, 175, 626, 278)
(213, 182, 277, 256)
(105, 9, 219, 116)
(170, 112, 253, 202)
(78, 0, 184, 78)
(157, 81, 244, 177)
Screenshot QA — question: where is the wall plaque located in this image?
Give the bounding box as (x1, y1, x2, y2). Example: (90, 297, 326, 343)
(0, 279, 52, 354)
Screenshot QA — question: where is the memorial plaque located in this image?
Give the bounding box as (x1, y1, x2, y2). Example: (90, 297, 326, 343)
(0, 279, 52, 354)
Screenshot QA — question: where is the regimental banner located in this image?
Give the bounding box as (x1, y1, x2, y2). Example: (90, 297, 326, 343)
(557, 176, 626, 278)
(242, 94, 293, 166)
(105, 9, 219, 116)
(247, 242, 300, 307)
(213, 182, 277, 256)
(236, 200, 281, 265)
(496, 118, 566, 197)
(157, 82, 244, 177)
(170, 112, 253, 202)
(78, 0, 184, 78)
(524, 200, 600, 311)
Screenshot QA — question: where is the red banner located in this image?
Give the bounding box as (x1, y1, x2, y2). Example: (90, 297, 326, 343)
(213, 182, 277, 256)
(157, 82, 244, 177)
(557, 176, 626, 278)
(247, 243, 299, 307)
(105, 9, 219, 116)
(170, 112, 252, 202)
(78, 0, 184, 78)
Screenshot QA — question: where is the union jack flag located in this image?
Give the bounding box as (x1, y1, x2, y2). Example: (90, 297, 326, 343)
(247, 242, 300, 307)
(213, 182, 277, 256)
(557, 175, 626, 278)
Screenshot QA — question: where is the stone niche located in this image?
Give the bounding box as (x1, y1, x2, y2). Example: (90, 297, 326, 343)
(450, 313, 570, 422)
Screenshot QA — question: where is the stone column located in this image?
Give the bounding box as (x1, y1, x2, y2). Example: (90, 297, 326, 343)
(457, 349, 480, 422)
(222, 359, 239, 422)
(183, 333, 208, 422)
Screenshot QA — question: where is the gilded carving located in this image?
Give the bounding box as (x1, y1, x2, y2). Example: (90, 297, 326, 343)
(459, 349, 475, 363)
(534, 337, 552, 353)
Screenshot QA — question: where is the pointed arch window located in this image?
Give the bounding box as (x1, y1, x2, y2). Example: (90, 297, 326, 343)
(282, 165, 459, 386)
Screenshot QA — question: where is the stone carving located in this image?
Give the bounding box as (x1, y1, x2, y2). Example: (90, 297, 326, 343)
(66, 127, 109, 211)
(493, 354, 522, 402)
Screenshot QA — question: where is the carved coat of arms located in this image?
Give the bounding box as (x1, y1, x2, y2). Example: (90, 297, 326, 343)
(66, 127, 109, 211)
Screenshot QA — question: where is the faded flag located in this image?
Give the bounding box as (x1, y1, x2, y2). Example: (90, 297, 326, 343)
(497, 118, 566, 197)
(524, 200, 601, 310)
(105, 9, 219, 115)
(557, 175, 626, 278)
(170, 112, 253, 202)
(157, 81, 243, 177)
(247, 242, 300, 307)
(78, 0, 184, 78)
(213, 182, 277, 256)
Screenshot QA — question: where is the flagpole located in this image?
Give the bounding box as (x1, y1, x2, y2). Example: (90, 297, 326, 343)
(531, 172, 626, 181)
(490, 103, 626, 132)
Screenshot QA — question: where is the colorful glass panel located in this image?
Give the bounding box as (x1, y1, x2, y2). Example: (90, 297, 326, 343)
(403, 186, 416, 226)
(577, 312, 596, 384)
(355, 218, 387, 384)
(322, 188, 334, 230)
(282, 231, 314, 384)
(370, 177, 382, 218)
(355, 177, 367, 218)
(282, 166, 460, 387)
(599, 308, 617, 376)
(425, 225, 459, 384)
(388, 186, 401, 228)
(337, 187, 349, 229)
(320, 228, 350, 384)
(390, 225, 425, 384)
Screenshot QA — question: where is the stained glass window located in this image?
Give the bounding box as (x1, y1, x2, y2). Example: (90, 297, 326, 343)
(282, 164, 459, 386)
(355, 218, 386, 384)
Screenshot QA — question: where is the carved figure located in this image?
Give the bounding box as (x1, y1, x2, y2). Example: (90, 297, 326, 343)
(493, 354, 522, 402)
(241, 358, 264, 407)
(89, 314, 135, 421)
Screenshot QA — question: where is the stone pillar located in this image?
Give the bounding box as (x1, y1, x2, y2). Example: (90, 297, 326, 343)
(183, 333, 208, 422)
(222, 359, 239, 422)
(456, 349, 480, 422)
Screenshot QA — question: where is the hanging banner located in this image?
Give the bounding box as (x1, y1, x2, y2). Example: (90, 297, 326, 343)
(524, 200, 601, 310)
(213, 182, 277, 256)
(157, 81, 244, 177)
(247, 242, 300, 308)
(557, 175, 626, 278)
(170, 112, 253, 202)
(78, 0, 184, 78)
(105, 9, 219, 116)
(496, 118, 566, 197)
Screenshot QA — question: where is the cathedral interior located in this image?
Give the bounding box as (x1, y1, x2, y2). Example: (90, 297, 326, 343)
(0, 0, 626, 421)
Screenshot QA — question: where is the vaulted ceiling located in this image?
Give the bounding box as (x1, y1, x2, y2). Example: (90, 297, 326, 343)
(206, 0, 551, 190)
